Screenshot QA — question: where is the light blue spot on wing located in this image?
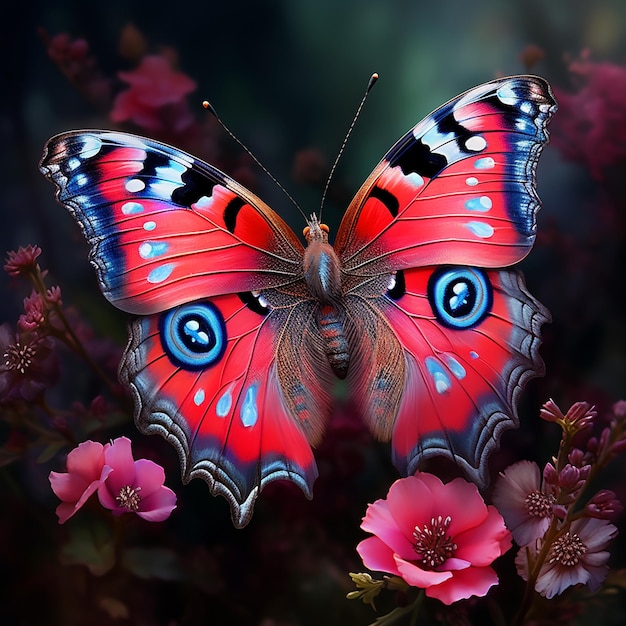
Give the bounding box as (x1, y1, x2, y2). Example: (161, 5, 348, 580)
(139, 241, 169, 259)
(147, 263, 174, 284)
(194, 389, 205, 406)
(240, 384, 259, 427)
(465, 196, 492, 212)
(216, 387, 233, 417)
(122, 201, 144, 215)
(425, 356, 452, 394)
(474, 157, 495, 170)
(466, 221, 494, 238)
(444, 354, 466, 380)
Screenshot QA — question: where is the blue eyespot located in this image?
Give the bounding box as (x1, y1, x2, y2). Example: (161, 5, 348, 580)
(428, 267, 492, 329)
(159, 302, 226, 370)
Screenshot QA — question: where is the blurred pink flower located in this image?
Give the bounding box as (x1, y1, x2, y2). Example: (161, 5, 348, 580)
(515, 517, 617, 599)
(111, 55, 196, 132)
(356, 473, 511, 605)
(97, 436, 176, 522)
(49, 440, 112, 524)
(552, 56, 626, 181)
(492, 460, 555, 546)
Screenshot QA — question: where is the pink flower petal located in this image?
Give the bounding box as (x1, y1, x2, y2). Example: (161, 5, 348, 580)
(386, 476, 434, 541)
(394, 555, 452, 587)
(65, 440, 105, 478)
(137, 485, 177, 522)
(356, 536, 401, 576)
(103, 437, 136, 493)
(361, 496, 414, 559)
(133, 458, 166, 498)
(431, 476, 488, 536)
(426, 565, 498, 605)
(454, 506, 511, 566)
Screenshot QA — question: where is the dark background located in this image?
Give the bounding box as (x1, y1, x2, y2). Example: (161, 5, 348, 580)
(2, 1, 626, 624)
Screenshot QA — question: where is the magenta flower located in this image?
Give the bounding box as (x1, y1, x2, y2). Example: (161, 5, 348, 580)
(356, 473, 511, 605)
(515, 517, 617, 599)
(49, 440, 112, 524)
(492, 460, 556, 546)
(97, 437, 176, 522)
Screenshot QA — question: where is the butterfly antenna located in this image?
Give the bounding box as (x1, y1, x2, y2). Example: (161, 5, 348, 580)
(202, 100, 308, 221)
(319, 72, 379, 221)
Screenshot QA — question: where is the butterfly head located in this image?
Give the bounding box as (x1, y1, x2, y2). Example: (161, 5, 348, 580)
(303, 214, 330, 245)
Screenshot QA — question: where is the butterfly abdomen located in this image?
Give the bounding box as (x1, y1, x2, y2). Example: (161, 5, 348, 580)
(316, 304, 349, 379)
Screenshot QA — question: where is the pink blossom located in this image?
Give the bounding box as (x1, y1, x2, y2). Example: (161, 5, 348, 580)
(110, 55, 196, 132)
(97, 437, 176, 521)
(49, 440, 112, 524)
(4, 245, 42, 277)
(492, 461, 555, 546)
(515, 517, 617, 598)
(356, 473, 511, 605)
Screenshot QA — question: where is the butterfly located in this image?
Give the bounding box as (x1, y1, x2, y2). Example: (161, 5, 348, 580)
(40, 75, 556, 527)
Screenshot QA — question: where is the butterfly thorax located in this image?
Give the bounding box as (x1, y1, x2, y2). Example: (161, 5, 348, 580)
(303, 215, 349, 379)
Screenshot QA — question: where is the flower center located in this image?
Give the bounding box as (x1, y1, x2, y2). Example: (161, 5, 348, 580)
(549, 531, 587, 567)
(4, 342, 36, 374)
(116, 485, 142, 512)
(413, 515, 457, 569)
(524, 490, 555, 518)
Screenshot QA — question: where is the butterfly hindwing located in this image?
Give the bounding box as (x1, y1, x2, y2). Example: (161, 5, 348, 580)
(378, 266, 549, 485)
(120, 292, 318, 528)
(336, 76, 557, 275)
(39, 131, 304, 315)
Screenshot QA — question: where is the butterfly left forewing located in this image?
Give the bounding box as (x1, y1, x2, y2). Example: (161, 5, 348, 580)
(40, 131, 304, 315)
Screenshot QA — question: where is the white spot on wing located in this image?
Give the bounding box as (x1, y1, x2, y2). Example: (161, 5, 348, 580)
(143, 221, 157, 231)
(126, 178, 145, 193)
(406, 172, 425, 187)
(465, 176, 479, 186)
(496, 82, 519, 106)
(465, 135, 487, 152)
(79, 136, 102, 159)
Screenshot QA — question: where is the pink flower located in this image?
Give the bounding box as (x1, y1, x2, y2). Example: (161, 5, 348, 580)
(356, 473, 511, 605)
(4, 245, 42, 277)
(515, 517, 617, 598)
(49, 441, 112, 524)
(492, 461, 555, 546)
(110, 55, 196, 132)
(97, 437, 176, 521)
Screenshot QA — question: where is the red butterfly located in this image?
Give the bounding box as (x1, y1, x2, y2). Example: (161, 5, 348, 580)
(40, 75, 556, 527)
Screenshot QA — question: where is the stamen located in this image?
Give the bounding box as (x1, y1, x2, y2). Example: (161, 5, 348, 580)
(413, 515, 457, 569)
(524, 490, 555, 518)
(116, 485, 142, 512)
(549, 531, 587, 567)
(4, 342, 36, 374)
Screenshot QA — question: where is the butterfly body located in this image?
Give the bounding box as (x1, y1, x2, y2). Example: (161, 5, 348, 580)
(40, 76, 556, 527)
